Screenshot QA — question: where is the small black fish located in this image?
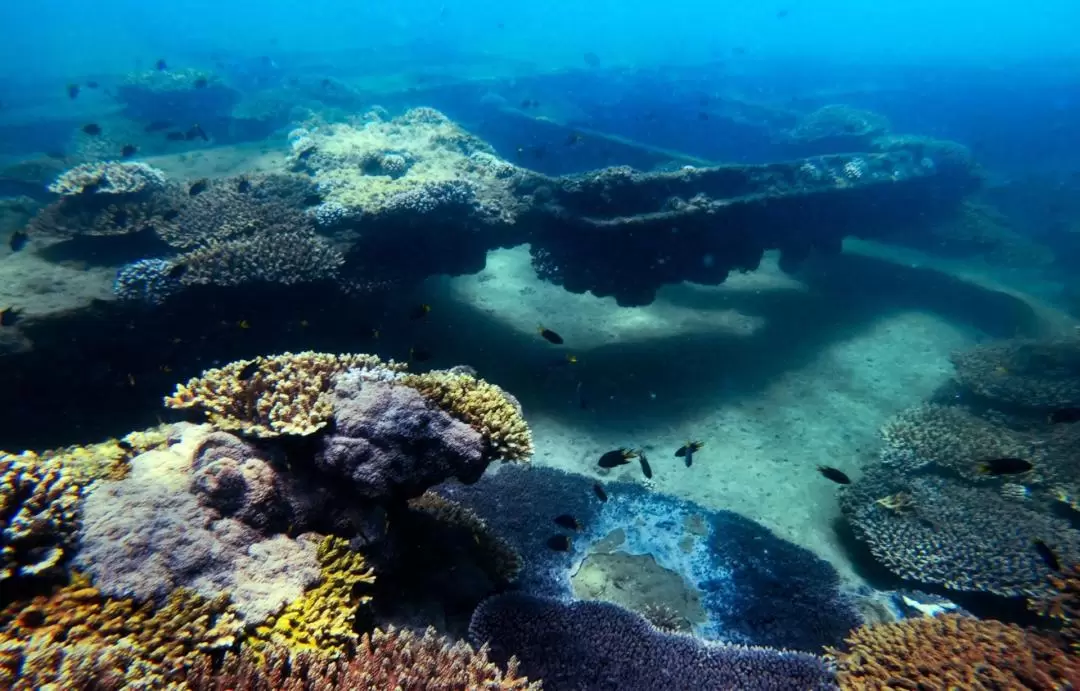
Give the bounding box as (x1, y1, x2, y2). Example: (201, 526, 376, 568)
(162, 209, 180, 221)
(188, 179, 208, 196)
(116, 438, 134, 452)
(0, 307, 22, 326)
(675, 441, 704, 468)
(166, 263, 187, 279)
(553, 514, 580, 531)
(817, 465, 851, 485)
(165, 131, 187, 141)
(1049, 408, 1080, 424)
(86, 81, 100, 89)
(593, 482, 608, 502)
(187, 124, 208, 141)
(237, 360, 260, 381)
(82, 123, 102, 136)
(321, 78, 333, 89)
(776, 8, 789, 18)
(9, 231, 29, 253)
(237, 178, 252, 193)
(546, 534, 572, 552)
(120, 144, 138, 158)
(410, 347, 433, 362)
(565, 132, 583, 146)
(155, 58, 168, 71)
(598, 448, 637, 468)
(520, 98, 535, 109)
(583, 51, 601, 67)
(1034, 539, 1061, 572)
(410, 304, 431, 320)
(639, 452, 653, 479)
(193, 77, 208, 89)
(977, 457, 1034, 476)
(538, 326, 563, 344)
(144, 120, 172, 132)
(67, 83, 80, 99)
(698, 112, 709, 121)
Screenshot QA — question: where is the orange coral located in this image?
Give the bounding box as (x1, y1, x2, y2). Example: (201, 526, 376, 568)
(188, 626, 541, 690)
(828, 613, 1080, 690)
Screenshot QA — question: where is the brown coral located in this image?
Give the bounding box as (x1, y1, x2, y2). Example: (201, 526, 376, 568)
(402, 371, 533, 461)
(1030, 563, 1080, 652)
(828, 614, 1080, 690)
(0, 455, 82, 582)
(0, 574, 241, 690)
(165, 352, 404, 437)
(190, 627, 540, 690)
(247, 536, 375, 656)
(409, 492, 522, 584)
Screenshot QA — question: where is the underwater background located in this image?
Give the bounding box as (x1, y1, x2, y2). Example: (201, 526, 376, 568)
(1, 0, 1080, 689)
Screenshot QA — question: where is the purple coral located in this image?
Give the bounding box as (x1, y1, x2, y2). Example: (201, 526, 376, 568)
(470, 593, 837, 691)
(315, 375, 487, 501)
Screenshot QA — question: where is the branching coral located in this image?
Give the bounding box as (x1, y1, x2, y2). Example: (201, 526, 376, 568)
(0, 573, 242, 690)
(248, 536, 375, 656)
(840, 466, 1080, 596)
(191, 627, 540, 690)
(827, 614, 1080, 690)
(952, 338, 1080, 409)
(0, 455, 81, 582)
(1030, 563, 1080, 652)
(176, 230, 344, 287)
(165, 352, 402, 437)
(47, 161, 167, 196)
(401, 371, 533, 461)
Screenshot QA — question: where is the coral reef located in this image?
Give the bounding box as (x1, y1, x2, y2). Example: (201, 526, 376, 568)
(248, 536, 376, 656)
(176, 230, 344, 287)
(0, 455, 81, 583)
(165, 352, 401, 438)
(408, 492, 522, 584)
(1030, 563, 1080, 652)
(75, 424, 322, 623)
(47, 161, 167, 197)
(115, 68, 240, 121)
(114, 258, 185, 304)
(191, 626, 539, 690)
(952, 338, 1080, 409)
(401, 371, 534, 462)
(470, 593, 837, 691)
(787, 105, 890, 143)
(827, 613, 1080, 690)
(0, 573, 242, 690)
(840, 465, 1080, 596)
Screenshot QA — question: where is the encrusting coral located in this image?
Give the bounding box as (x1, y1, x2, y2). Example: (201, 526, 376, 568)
(247, 536, 375, 656)
(189, 626, 540, 690)
(0, 455, 81, 583)
(165, 352, 402, 437)
(827, 613, 1080, 690)
(0, 573, 242, 690)
(402, 371, 534, 462)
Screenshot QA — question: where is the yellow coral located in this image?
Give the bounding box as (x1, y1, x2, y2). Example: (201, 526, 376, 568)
(165, 352, 404, 438)
(248, 536, 376, 656)
(402, 371, 533, 462)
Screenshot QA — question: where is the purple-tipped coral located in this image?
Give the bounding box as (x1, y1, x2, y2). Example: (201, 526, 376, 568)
(470, 593, 837, 691)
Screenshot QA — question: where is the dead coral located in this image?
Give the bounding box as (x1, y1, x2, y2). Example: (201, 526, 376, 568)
(827, 613, 1080, 690)
(401, 371, 533, 461)
(0, 455, 81, 582)
(0, 574, 241, 690)
(192, 626, 540, 691)
(952, 338, 1080, 409)
(165, 352, 403, 438)
(176, 229, 344, 287)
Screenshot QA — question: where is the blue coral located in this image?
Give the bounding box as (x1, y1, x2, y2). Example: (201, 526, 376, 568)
(438, 465, 859, 652)
(113, 258, 182, 304)
(469, 593, 837, 691)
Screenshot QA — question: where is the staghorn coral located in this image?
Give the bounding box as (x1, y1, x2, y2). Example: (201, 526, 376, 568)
(952, 338, 1080, 409)
(248, 536, 375, 656)
(470, 592, 836, 691)
(408, 492, 522, 584)
(840, 465, 1080, 596)
(0, 573, 241, 690)
(402, 371, 533, 462)
(48, 161, 167, 196)
(175, 229, 344, 287)
(165, 352, 402, 438)
(0, 455, 81, 582)
(827, 613, 1080, 690)
(191, 626, 540, 690)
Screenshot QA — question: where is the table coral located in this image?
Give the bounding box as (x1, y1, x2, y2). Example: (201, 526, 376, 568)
(402, 371, 534, 461)
(951, 338, 1080, 409)
(165, 352, 402, 437)
(827, 613, 1080, 690)
(47, 161, 167, 197)
(176, 230, 344, 287)
(0, 574, 241, 690)
(0, 454, 81, 583)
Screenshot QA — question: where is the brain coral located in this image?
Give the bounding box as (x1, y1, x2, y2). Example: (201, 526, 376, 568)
(470, 592, 837, 691)
(840, 465, 1080, 596)
(951, 338, 1080, 409)
(827, 613, 1080, 690)
(165, 352, 403, 438)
